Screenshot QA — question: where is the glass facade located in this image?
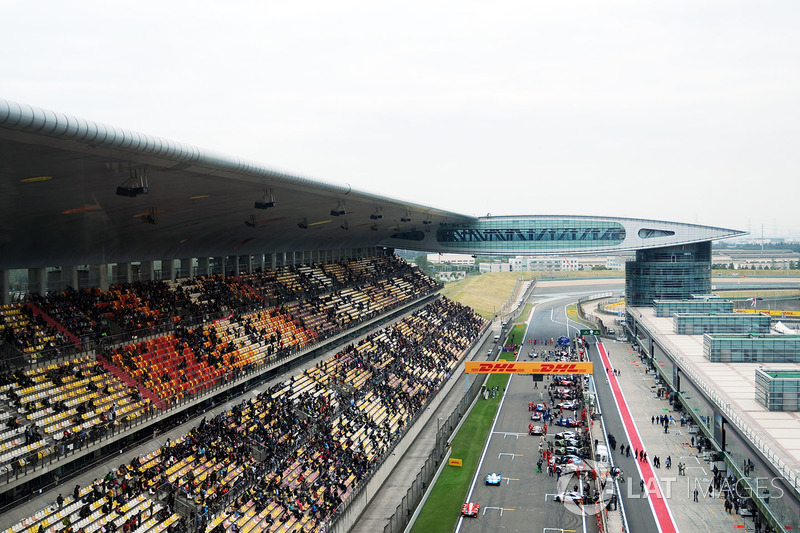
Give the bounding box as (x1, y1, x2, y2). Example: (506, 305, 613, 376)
(436, 219, 625, 250)
(654, 299, 734, 317)
(723, 421, 800, 530)
(673, 313, 771, 335)
(626, 242, 712, 306)
(755, 369, 800, 411)
(703, 334, 800, 363)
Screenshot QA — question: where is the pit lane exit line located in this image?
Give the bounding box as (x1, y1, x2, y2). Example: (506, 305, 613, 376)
(498, 452, 522, 460)
(482, 506, 514, 516)
(493, 431, 526, 438)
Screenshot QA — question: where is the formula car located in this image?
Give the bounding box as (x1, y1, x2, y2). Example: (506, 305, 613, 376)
(461, 502, 480, 517)
(485, 473, 502, 486)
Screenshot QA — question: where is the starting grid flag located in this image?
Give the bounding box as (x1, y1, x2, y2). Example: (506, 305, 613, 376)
(465, 361, 593, 374)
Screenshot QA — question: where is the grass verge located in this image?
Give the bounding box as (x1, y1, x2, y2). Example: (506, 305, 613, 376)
(411, 373, 510, 533)
(516, 303, 533, 324)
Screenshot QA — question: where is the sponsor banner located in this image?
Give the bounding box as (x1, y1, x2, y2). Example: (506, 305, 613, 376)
(735, 308, 800, 317)
(465, 361, 593, 374)
(448, 458, 463, 467)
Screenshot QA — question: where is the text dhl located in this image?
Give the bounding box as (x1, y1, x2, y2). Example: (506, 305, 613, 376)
(464, 362, 593, 374)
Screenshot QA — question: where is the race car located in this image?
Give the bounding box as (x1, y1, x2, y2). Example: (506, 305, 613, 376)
(554, 431, 579, 440)
(558, 399, 580, 410)
(532, 403, 547, 412)
(530, 411, 542, 421)
(555, 417, 581, 427)
(485, 473, 502, 486)
(461, 502, 480, 517)
(562, 461, 593, 474)
(554, 491, 583, 503)
(553, 446, 583, 456)
(553, 454, 584, 465)
(529, 424, 545, 435)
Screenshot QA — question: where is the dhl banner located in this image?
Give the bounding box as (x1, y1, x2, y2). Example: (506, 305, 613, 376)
(735, 309, 800, 318)
(465, 361, 593, 374)
(448, 458, 463, 467)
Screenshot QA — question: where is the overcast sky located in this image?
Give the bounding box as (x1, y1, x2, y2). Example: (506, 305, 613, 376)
(2, 1, 799, 239)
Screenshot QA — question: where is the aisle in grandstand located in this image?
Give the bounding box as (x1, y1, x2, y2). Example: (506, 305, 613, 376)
(2, 296, 486, 533)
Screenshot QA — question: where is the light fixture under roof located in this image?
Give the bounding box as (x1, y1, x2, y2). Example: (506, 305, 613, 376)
(340, 221, 349, 231)
(298, 218, 309, 229)
(245, 215, 256, 227)
(254, 188, 276, 209)
(401, 211, 412, 223)
(117, 167, 149, 197)
(140, 207, 158, 224)
(422, 215, 432, 225)
(370, 208, 383, 220)
(330, 200, 347, 217)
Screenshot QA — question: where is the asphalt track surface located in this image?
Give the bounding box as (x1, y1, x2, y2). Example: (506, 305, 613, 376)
(456, 288, 607, 533)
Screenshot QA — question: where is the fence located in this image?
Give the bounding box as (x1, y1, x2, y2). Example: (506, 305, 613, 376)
(381, 377, 484, 533)
(576, 292, 617, 334)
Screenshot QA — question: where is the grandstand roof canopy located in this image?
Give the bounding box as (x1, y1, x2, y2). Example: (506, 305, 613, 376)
(0, 98, 745, 270)
(0, 98, 474, 270)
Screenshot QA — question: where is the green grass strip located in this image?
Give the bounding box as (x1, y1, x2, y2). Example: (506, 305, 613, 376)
(506, 324, 527, 346)
(516, 303, 534, 324)
(411, 373, 510, 533)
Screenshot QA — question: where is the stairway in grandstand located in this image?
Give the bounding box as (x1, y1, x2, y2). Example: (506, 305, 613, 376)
(23, 302, 83, 349)
(95, 354, 163, 409)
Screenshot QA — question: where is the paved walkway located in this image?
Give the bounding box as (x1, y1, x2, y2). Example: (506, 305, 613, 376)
(600, 338, 757, 532)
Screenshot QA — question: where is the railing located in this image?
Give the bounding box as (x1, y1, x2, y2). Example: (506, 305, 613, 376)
(576, 292, 616, 333)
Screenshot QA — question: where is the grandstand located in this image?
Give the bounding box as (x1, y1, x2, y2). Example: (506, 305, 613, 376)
(1, 256, 487, 533)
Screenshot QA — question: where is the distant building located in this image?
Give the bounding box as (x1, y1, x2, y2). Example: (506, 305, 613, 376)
(712, 249, 800, 270)
(479, 262, 512, 273)
(426, 253, 475, 266)
(488, 254, 633, 273)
